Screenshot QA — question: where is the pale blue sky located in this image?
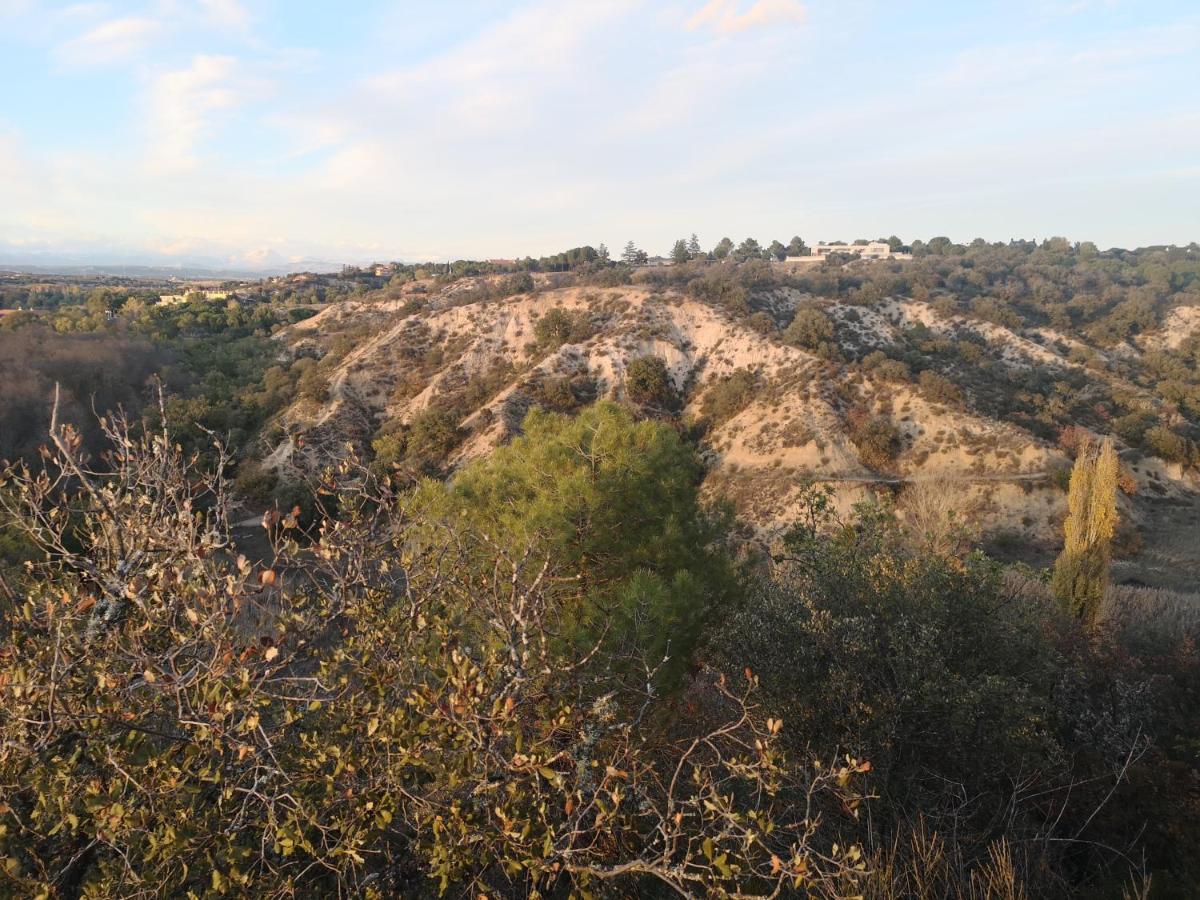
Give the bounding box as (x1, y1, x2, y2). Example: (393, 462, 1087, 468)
(0, 1, 1197, 268)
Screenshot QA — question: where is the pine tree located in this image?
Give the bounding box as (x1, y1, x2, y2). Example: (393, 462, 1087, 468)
(621, 240, 641, 265)
(687, 233, 702, 257)
(1052, 437, 1119, 626)
(734, 237, 762, 261)
(671, 239, 690, 265)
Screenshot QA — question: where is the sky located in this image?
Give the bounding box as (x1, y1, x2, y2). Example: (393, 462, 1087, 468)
(0, 0, 1197, 270)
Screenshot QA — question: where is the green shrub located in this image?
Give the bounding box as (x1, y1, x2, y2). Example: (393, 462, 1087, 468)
(782, 307, 834, 349)
(700, 368, 758, 426)
(532, 307, 593, 348)
(624, 355, 679, 410)
(415, 402, 732, 681)
(0, 417, 864, 898)
(1142, 424, 1194, 464)
(393, 408, 463, 476)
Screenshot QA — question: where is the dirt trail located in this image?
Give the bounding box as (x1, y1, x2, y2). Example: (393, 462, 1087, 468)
(808, 473, 1049, 485)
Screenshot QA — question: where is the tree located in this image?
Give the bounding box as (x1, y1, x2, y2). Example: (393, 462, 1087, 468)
(671, 239, 690, 265)
(1052, 437, 1119, 625)
(596, 242, 609, 262)
(768, 240, 788, 261)
(687, 233, 702, 257)
(787, 235, 808, 257)
(534, 307, 592, 348)
(713, 237, 734, 260)
(621, 240, 642, 265)
(624, 355, 678, 409)
(734, 237, 762, 261)
(405, 407, 464, 472)
(418, 401, 723, 678)
(782, 307, 834, 349)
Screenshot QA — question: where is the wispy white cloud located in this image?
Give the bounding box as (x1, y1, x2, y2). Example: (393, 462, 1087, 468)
(145, 54, 242, 172)
(365, 0, 636, 135)
(686, 0, 805, 34)
(56, 14, 162, 65)
(196, 0, 251, 31)
(2, 0, 1196, 263)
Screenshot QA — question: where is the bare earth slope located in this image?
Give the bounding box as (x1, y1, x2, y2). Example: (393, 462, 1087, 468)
(262, 279, 1200, 588)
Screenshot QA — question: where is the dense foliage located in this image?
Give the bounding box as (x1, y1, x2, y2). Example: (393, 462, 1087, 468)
(710, 484, 1200, 897)
(0, 408, 866, 899)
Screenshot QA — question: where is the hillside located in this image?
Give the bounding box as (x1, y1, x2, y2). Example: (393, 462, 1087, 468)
(256, 260, 1200, 591)
(5, 244, 1200, 899)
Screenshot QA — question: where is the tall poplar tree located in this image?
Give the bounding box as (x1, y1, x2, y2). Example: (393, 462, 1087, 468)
(1052, 437, 1120, 626)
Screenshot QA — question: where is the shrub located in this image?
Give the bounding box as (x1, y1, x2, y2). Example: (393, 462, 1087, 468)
(917, 370, 962, 405)
(532, 307, 593, 349)
(1142, 425, 1194, 465)
(624, 355, 678, 410)
(745, 310, 776, 334)
(685, 266, 750, 315)
(863, 350, 911, 383)
(782, 307, 834, 349)
(700, 368, 758, 426)
(0, 414, 866, 898)
(403, 408, 464, 473)
(849, 416, 902, 470)
(708, 489, 1200, 894)
(1112, 409, 1158, 444)
(416, 402, 732, 679)
(293, 357, 329, 402)
(504, 271, 535, 295)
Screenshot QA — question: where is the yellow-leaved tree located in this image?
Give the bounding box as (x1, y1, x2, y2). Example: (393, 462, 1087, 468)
(1052, 436, 1120, 626)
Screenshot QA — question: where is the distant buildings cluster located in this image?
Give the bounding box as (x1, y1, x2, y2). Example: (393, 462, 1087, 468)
(813, 241, 908, 259)
(157, 289, 231, 305)
(776, 241, 912, 266)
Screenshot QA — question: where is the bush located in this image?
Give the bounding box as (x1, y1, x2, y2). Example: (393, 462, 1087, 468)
(1142, 424, 1194, 465)
(684, 266, 750, 315)
(532, 307, 593, 349)
(1113, 409, 1159, 444)
(917, 369, 962, 405)
(708, 489, 1200, 894)
(782, 307, 834, 349)
(416, 402, 731, 679)
(624, 355, 679, 410)
(504, 271, 535, 295)
(863, 350, 911, 382)
(293, 357, 329, 403)
(700, 368, 758, 426)
(745, 310, 776, 334)
(0, 416, 866, 898)
(849, 415, 902, 470)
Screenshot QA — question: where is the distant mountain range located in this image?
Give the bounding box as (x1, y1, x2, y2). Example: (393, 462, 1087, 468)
(0, 247, 352, 279)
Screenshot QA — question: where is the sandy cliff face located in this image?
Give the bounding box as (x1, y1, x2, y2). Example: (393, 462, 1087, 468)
(261, 278, 1198, 571)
